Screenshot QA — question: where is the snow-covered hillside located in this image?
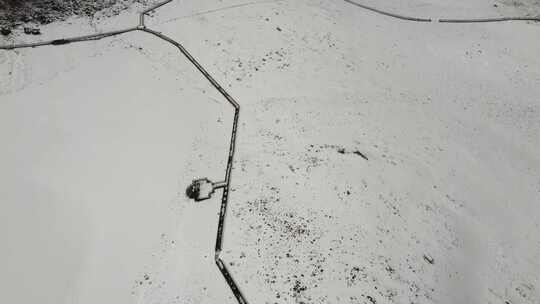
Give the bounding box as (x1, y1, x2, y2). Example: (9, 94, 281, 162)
(1, 1, 539, 303)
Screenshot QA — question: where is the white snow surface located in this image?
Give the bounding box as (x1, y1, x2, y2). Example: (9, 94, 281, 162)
(1, 0, 539, 304)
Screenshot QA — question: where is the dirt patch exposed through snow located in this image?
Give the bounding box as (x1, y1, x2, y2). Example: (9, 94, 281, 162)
(0, 0, 151, 33)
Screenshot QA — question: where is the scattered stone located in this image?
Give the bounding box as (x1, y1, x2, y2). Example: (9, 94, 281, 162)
(366, 295, 377, 304)
(423, 254, 434, 264)
(292, 280, 307, 294)
(1, 28, 11, 36)
(353, 150, 369, 160)
(334, 146, 368, 160)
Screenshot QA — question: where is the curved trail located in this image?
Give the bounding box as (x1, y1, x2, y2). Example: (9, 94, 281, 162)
(439, 16, 540, 23)
(343, 0, 540, 23)
(138, 26, 246, 304)
(0, 27, 138, 49)
(343, 0, 431, 22)
(0, 0, 537, 51)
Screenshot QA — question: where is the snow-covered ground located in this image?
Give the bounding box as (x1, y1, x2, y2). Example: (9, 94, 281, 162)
(1, 0, 539, 304)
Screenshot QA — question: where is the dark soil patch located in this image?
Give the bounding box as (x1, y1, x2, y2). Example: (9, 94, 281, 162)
(0, 0, 150, 31)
